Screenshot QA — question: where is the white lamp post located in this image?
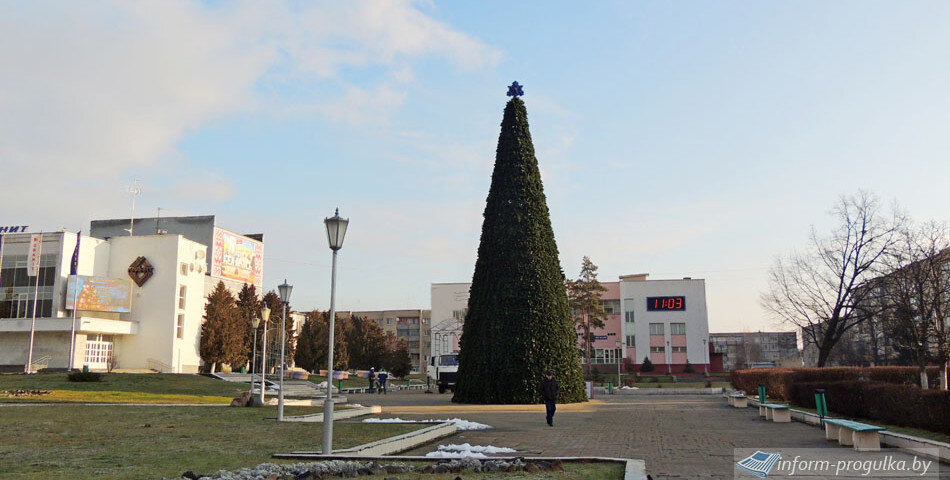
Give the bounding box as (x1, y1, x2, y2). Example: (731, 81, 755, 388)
(322, 208, 348, 455)
(259, 306, 270, 404)
(277, 280, 293, 421)
(250, 315, 261, 396)
(616, 339, 622, 389)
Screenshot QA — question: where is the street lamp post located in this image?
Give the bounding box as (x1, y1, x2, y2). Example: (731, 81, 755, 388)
(616, 339, 622, 389)
(259, 306, 270, 404)
(277, 280, 293, 421)
(250, 316, 261, 396)
(322, 208, 349, 455)
(703, 337, 709, 375)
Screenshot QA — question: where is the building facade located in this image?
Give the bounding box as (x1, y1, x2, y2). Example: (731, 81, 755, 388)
(428, 274, 714, 374)
(349, 309, 431, 372)
(710, 331, 800, 371)
(0, 231, 206, 372)
(90, 215, 264, 296)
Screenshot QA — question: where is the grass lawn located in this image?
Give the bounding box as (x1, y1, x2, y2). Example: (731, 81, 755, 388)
(0, 404, 421, 480)
(0, 372, 244, 399)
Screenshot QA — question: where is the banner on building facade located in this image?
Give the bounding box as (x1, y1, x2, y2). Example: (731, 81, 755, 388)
(211, 227, 263, 287)
(66, 275, 132, 313)
(27, 234, 43, 276)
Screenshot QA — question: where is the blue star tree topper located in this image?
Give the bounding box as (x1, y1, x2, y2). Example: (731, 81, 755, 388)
(507, 81, 524, 97)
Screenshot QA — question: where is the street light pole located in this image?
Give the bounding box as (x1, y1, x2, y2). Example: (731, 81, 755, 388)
(259, 307, 270, 404)
(616, 339, 622, 389)
(250, 316, 260, 396)
(277, 280, 293, 421)
(322, 208, 349, 455)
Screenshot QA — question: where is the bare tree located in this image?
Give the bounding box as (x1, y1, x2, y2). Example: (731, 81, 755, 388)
(762, 191, 902, 367)
(877, 221, 950, 389)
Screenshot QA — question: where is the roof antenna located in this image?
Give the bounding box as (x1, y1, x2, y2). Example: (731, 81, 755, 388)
(125, 179, 142, 236)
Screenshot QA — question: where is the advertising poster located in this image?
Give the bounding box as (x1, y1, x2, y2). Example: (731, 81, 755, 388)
(211, 228, 263, 287)
(66, 276, 132, 313)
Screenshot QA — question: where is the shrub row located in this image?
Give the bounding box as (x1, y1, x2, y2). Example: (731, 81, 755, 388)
(730, 366, 940, 400)
(789, 380, 950, 434)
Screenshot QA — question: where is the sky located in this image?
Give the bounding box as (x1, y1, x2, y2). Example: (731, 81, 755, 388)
(2, 1, 949, 333)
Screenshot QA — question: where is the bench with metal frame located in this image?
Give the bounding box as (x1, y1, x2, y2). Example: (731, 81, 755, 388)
(758, 402, 791, 423)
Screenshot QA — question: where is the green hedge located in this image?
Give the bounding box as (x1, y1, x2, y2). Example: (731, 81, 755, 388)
(730, 367, 940, 400)
(789, 381, 950, 434)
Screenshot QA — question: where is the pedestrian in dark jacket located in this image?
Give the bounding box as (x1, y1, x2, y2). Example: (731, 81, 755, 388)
(368, 368, 376, 393)
(540, 371, 559, 426)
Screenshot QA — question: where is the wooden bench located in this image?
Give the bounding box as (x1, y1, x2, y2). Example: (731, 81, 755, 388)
(758, 403, 791, 423)
(823, 419, 886, 451)
(728, 393, 748, 408)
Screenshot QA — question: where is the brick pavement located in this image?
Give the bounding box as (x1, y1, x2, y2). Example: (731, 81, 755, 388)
(344, 390, 945, 479)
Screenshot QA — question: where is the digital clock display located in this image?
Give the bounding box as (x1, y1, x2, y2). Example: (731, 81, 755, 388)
(647, 296, 685, 311)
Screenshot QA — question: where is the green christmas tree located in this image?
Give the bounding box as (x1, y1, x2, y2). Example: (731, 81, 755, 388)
(453, 88, 585, 404)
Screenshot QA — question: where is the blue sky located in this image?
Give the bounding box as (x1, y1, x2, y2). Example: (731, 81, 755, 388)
(2, 1, 948, 332)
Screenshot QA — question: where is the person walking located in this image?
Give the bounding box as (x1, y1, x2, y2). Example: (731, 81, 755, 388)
(377, 369, 389, 394)
(540, 371, 559, 427)
(367, 368, 376, 394)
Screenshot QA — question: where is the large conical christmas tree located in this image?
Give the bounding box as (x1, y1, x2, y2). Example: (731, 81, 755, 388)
(453, 84, 585, 404)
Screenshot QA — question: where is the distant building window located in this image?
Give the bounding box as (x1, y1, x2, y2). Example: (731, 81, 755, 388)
(650, 346, 665, 353)
(452, 309, 467, 320)
(178, 286, 187, 309)
(649, 323, 664, 335)
(386, 318, 392, 325)
(176, 314, 184, 339)
(671, 323, 686, 335)
(671, 346, 686, 353)
(625, 335, 635, 347)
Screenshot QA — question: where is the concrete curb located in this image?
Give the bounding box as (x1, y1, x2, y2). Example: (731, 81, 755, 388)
(271, 454, 646, 480)
(601, 387, 723, 395)
(282, 421, 457, 456)
(282, 405, 382, 422)
(741, 397, 949, 464)
(266, 396, 348, 406)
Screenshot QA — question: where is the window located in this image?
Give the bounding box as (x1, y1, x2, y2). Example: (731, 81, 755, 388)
(671, 323, 686, 335)
(176, 314, 184, 339)
(386, 318, 392, 325)
(600, 300, 620, 314)
(180, 263, 189, 276)
(649, 323, 664, 335)
(650, 346, 665, 353)
(422, 318, 429, 325)
(623, 298, 635, 322)
(452, 309, 467, 320)
(178, 285, 187, 309)
(625, 335, 636, 346)
(671, 346, 687, 353)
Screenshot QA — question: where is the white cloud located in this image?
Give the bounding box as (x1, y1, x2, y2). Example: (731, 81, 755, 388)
(0, 0, 500, 228)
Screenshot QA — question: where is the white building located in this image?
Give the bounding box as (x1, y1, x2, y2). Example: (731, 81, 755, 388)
(0, 231, 206, 372)
(429, 282, 470, 360)
(429, 273, 711, 373)
(619, 274, 710, 373)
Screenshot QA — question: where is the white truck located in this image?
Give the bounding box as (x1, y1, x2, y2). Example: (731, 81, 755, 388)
(427, 353, 459, 393)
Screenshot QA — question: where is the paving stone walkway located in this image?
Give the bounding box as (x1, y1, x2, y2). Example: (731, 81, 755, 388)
(344, 390, 946, 479)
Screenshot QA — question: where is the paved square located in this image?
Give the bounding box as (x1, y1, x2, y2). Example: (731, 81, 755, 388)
(345, 391, 947, 479)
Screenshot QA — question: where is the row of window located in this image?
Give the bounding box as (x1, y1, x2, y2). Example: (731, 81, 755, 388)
(650, 346, 687, 353)
(648, 322, 687, 335)
(0, 299, 53, 318)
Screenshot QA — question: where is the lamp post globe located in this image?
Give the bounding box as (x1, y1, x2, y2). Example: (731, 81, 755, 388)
(277, 280, 293, 421)
(322, 208, 348, 455)
(259, 306, 270, 403)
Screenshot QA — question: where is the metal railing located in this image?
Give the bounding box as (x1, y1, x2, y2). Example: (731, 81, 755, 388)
(146, 358, 173, 373)
(27, 355, 51, 373)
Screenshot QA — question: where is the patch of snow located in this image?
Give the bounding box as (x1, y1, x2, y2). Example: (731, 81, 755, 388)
(362, 417, 491, 430)
(620, 386, 639, 390)
(423, 443, 516, 458)
(438, 443, 517, 454)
